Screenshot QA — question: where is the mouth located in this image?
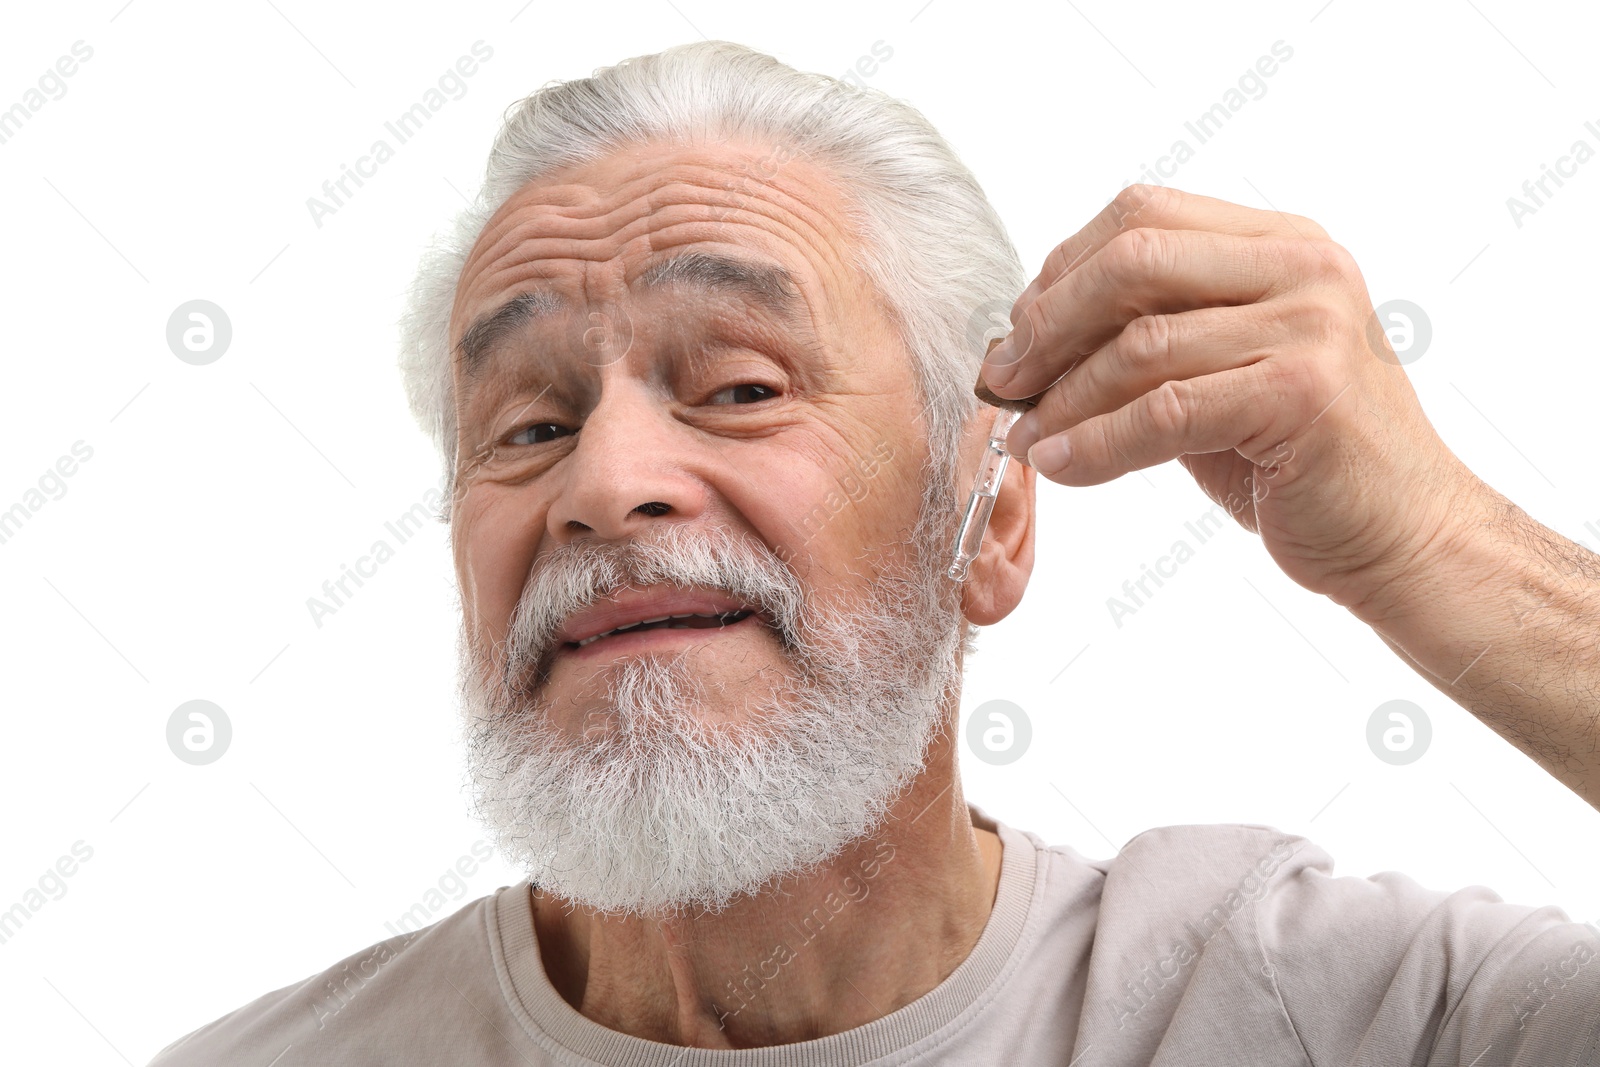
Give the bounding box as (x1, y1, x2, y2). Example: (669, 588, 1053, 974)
(556, 609, 762, 660)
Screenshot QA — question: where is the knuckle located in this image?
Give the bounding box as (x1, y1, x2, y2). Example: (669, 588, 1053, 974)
(1289, 238, 1360, 285)
(1041, 236, 1076, 281)
(1108, 226, 1173, 279)
(1035, 374, 1080, 431)
(1110, 183, 1176, 226)
(1121, 314, 1176, 371)
(1018, 292, 1058, 349)
(1286, 300, 1343, 347)
(1264, 355, 1335, 415)
(1144, 378, 1191, 439)
(1288, 213, 1330, 241)
(1312, 238, 1359, 278)
(1325, 242, 1365, 288)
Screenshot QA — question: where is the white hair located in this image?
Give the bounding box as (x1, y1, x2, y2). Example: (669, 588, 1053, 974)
(397, 39, 1026, 504)
(461, 495, 966, 916)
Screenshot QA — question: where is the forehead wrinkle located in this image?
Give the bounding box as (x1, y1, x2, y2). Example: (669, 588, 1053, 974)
(456, 150, 860, 327)
(645, 167, 857, 275)
(465, 162, 785, 273)
(632, 164, 866, 326)
(517, 159, 860, 294)
(450, 147, 873, 406)
(665, 175, 867, 351)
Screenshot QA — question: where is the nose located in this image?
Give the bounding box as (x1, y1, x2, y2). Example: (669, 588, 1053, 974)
(543, 381, 712, 543)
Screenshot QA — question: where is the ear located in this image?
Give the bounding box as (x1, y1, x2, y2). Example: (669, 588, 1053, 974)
(956, 411, 1036, 626)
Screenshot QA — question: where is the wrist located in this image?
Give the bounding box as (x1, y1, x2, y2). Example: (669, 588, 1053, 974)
(1341, 462, 1502, 635)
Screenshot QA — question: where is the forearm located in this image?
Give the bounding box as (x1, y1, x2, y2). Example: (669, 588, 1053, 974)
(1352, 478, 1600, 808)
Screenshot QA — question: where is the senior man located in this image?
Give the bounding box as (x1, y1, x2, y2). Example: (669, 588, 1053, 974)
(151, 41, 1600, 1066)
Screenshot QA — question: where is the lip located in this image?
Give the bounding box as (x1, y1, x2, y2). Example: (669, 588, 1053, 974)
(553, 584, 767, 658)
(556, 609, 765, 661)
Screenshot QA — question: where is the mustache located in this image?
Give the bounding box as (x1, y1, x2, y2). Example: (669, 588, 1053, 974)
(502, 524, 808, 691)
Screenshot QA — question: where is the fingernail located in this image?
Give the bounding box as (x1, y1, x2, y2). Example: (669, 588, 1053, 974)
(982, 337, 1017, 388)
(1027, 434, 1071, 475)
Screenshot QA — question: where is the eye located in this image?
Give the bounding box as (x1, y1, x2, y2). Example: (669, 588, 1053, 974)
(709, 383, 780, 405)
(507, 422, 574, 447)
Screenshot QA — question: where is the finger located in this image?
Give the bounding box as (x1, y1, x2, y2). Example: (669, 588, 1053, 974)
(1012, 185, 1330, 316)
(1023, 361, 1322, 486)
(1004, 303, 1291, 460)
(987, 227, 1334, 399)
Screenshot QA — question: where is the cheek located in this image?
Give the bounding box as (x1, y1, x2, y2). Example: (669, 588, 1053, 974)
(734, 436, 923, 575)
(456, 491, 544, 649)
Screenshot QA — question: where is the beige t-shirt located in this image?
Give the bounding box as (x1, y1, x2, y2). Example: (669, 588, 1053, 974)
(148, 806, 1600, 1065)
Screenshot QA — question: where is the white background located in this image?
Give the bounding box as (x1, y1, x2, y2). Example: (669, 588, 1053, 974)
(2, 1, 1598, 1062)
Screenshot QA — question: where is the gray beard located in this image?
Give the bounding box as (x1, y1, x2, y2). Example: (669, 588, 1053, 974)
(457, 470, 967, 917)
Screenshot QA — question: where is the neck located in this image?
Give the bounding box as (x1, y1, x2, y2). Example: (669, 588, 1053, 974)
(529, 730, 1004, 1048)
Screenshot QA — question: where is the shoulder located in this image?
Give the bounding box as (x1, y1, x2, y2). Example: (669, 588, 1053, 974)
(1091, 821, 1540, 949)
(147, 885, 513, 1066)
(1118, 822, 1314, 878)
(1025, 821, 1325, 904)
(1021, 818, 1564, 984)
(1011, 819, 1600, 1060)
(1106, 823, 1600, 1061)
(1109, 822, 1543, 946)
(1034, 822, 1322, 951)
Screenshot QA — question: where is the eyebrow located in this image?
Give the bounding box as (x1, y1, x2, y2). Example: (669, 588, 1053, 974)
(634, 250, 802, 319)
(456, 289, 566, 380)
(455, 251, 807, 379)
